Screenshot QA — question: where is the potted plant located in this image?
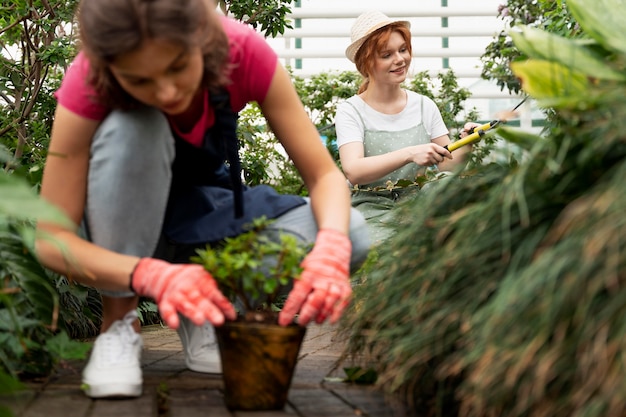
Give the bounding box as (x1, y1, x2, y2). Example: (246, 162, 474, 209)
(191, 216, 309, 411)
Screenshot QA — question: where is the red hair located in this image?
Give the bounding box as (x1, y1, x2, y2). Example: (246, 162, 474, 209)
(353, 23, 412, 94)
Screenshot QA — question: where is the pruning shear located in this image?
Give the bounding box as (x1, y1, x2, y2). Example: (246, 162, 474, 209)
(445, 97, 528, 152)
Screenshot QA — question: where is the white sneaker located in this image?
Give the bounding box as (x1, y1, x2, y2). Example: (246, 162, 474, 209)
(82, 310, 143, 398)
(177, 315, 221, 373)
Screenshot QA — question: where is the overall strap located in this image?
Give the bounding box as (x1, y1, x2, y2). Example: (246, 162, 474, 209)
(210, 89, 244, 218)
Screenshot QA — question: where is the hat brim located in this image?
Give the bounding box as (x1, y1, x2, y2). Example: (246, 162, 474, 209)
(345, 20, 411, 63)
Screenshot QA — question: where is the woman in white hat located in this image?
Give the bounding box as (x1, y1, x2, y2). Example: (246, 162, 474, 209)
(335, 10, 476, 244)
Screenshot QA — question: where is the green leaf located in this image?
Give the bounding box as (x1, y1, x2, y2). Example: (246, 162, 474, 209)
(0, 311, 41, 332)
(0, 172, 73, 228)
(0, 369, 23, 395)
(45, 331, 91, 361)
(343, 366, 378, 385)
(509, 25, 626, 81)
(568, 0, 626, 56)
(263, 279, 277, 294)
(510, 59, 589, 103)
(496, 126, 545, 153)
(192, 216, 307, 313)
(0, 230, 58, 326)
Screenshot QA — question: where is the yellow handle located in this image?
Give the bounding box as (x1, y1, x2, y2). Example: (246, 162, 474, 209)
(447, 121, 494, 152)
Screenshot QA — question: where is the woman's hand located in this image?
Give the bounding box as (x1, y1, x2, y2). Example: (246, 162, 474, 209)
(459, 122, 483, 139)
(278, 229, 352, 327)
(131, 258, 237, 329)
(405, 142, 452, 166)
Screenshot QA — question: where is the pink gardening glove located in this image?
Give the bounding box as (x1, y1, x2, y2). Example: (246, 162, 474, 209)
(278, 229, 352, 327)
(131, 258, 236, 329)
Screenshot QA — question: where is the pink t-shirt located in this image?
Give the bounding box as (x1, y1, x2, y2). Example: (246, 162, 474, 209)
(55, 15, 277, 146)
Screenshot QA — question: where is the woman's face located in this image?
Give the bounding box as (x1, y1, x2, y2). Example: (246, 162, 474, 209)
(370, 31, 411, 85)
(108, 38, 204, 115)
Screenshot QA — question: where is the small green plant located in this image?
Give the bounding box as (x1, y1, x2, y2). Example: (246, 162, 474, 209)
(191, 216, 308, 323)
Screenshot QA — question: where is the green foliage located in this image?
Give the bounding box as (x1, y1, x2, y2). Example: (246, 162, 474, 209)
(44, 331, 91, 361)
(341, 0, 626, 416)
(480, 0, 582, 94)
(292, 69, 361, 136)
(342, 366, 378, 385)
(136, 298, 160, 326)
(216, 0, 293, 37)
(192, 216, 308, 316)
(0, 369, 23, 417)
(0, 169, 93, 385)
(54, 276, 102, 338)
(0, 223, 92, 379)
(237, 70, 360, 194)
(238, 103, 307, 196)
(0, 1, 79, 183)
(510, 26, 625, 83)
(0, 172, 72, 229)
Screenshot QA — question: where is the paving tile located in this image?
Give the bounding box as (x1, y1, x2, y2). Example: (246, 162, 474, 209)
(89, 389, 155, 417)
(0, 390, 36, 416)
(292, 354, 343, 387)
(165, 388, 232, 417)
(329, 384, 412, 417)
(13, 389, 91, 417)
(288, 388, 362, 417)
(233, 406, 298, 417)
(158, 371, 223, 390)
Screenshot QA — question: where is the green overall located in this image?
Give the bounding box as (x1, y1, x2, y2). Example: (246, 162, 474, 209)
(346, 97, 430, 245)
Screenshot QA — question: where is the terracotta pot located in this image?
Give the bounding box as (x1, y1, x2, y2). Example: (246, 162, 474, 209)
(214, 319, 306, 410)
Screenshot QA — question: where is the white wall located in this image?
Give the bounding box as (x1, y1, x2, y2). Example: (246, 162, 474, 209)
(271, 0, 505, 80)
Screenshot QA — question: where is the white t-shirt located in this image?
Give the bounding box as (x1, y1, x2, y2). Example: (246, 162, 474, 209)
(334, 90, 449, 148)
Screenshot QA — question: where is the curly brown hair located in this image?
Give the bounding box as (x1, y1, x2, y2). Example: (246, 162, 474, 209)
(77, 0, 230, 110)
(354, 23, 412, 94)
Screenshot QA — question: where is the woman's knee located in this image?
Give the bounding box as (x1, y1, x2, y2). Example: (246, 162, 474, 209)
(348, 207, 371, 271)
(268, 202, 371, 271)
(85, 108, 175, 257)
(91, 107, 175, 170)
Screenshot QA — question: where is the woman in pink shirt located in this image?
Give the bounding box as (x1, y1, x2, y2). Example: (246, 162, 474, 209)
(36, 0, 368, 399)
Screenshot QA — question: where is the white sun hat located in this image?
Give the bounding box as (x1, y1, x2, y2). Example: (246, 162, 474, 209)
(345, 10, 411, 63)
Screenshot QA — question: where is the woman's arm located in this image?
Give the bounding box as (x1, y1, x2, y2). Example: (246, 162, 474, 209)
(36, 104, 236, 327)
(259, 65, 351, 234)
(340, 124, 476, 185)
(259, 64, 354, 326)
(432, 133, 471, 173)
(36, 105, 140, 291)
(339, 139, 453, 186)
(432, 121, 478, 172)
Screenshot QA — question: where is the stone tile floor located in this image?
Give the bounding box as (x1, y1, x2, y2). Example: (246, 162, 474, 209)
(2, 323, 412, 417)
